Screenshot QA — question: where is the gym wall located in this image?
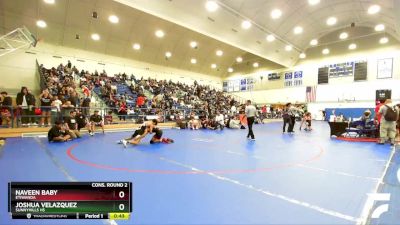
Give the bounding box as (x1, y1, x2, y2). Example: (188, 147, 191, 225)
(226, 45, 400, 106)
(0, 43, 223, 95)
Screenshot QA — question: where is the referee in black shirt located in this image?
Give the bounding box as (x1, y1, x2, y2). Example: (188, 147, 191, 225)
(245, 100, 257, 140)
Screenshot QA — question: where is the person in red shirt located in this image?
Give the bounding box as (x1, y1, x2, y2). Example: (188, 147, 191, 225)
(375, 100, 384, 125)
(118, 101, 127, 121)
(261, 105, 267, 115)
(82, 85, 91, 98)
(105, 111, 113, 125)
(136, 95, 145, 108)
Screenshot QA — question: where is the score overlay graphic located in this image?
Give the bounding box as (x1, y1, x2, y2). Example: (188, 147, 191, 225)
(8, 182, 132, 219)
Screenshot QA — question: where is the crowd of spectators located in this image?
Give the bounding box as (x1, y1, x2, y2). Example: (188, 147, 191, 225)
(0, 61, 90, 127)
(0, 60, 275, 130)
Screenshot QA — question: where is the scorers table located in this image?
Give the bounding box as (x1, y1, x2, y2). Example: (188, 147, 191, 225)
(8, 182, 132, 220)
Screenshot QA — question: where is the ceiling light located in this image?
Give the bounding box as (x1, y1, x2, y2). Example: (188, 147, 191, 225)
(155, 30, 165, 38)
(271, 9, 282, 19)
(308, 0, 320, 5)
(211, 63, 217, 69)
(43, 0, 55, 4)
(108, 15, 119, 24)
(339, 32, 348, 39)
(132, 43, 140, 50)
(91, 33, 100, 41)
(191, 58, 197, 64)
(348, 43, 357, 50)
(266, 34, 275, 42)
(375, 24, 385, 31)
(379, 37, 388, 44)
(165, 51, 172, 58)
(326, 17, 337, 26)
(310, 39, 318, 46)
(322, 48, 330, 55)
(299, 53, 306, 59)
(368, 5, 381, 14)
(236, 57, 243, 63)
(294, 26, 303, 34)
(36, 20, 47, 28)
(190, 41, 198, 49)
(216, 50, 223, 56)
(241, 20, 252, 29)
(228, 68, 234, 73)
(285, 45, 292, 51)
(205, 1, 219, 12)
(253, 62, 259, 68)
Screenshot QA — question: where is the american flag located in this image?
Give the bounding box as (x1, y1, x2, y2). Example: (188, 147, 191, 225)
(306, 86, 317, 102)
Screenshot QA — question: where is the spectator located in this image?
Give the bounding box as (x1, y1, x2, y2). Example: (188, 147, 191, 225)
(64, 110, 81, 139)
(215, 111, 225, 130)
(361, 109, 372, 124)
(231, 104, 237, 116)
(118, 101, 127, 121)
(89, 110, 104, 135)
(51, 96, 62, 124)
(81, 97, 91, 117)
(82, 85, 91, 98)
(69, 91, 79, 107)
(39, 89, 52, 127)
(200, 117, 208, 129)
(26, 90, 37, 125)
(375, 100, 385, 125)
(16, 87, 34, 126)
(228, 116, 241, 129)
(206, 118, 218, 130)
(105, 111, 113, 125)
(189, 115, 200, 130)
(136, 94, 145, 108)
(0, 92, 12, 127)
(48, 120, 71, 142)
(175, 113, 187, 129)
(127, 107, 134, 120)
(61, 101, 75, 121)
(76, 110, 90, 132)
(378, 99, 399, 146)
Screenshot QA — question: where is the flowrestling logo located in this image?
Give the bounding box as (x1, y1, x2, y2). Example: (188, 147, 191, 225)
(366, 166, 398, 220)
(368, 193, 391, 219)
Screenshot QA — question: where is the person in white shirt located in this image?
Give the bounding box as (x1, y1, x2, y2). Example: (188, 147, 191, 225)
(51, 96, 62, 123)
(229, 116, 241, 129)
(231, 105, 237, 116)
(215, 112, 225, 130)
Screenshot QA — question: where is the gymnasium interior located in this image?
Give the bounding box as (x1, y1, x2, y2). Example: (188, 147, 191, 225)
(0, 0, 399, 225)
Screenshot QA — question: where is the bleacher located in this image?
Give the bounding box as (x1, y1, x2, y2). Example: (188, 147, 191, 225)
(1, 61, 244, 128)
